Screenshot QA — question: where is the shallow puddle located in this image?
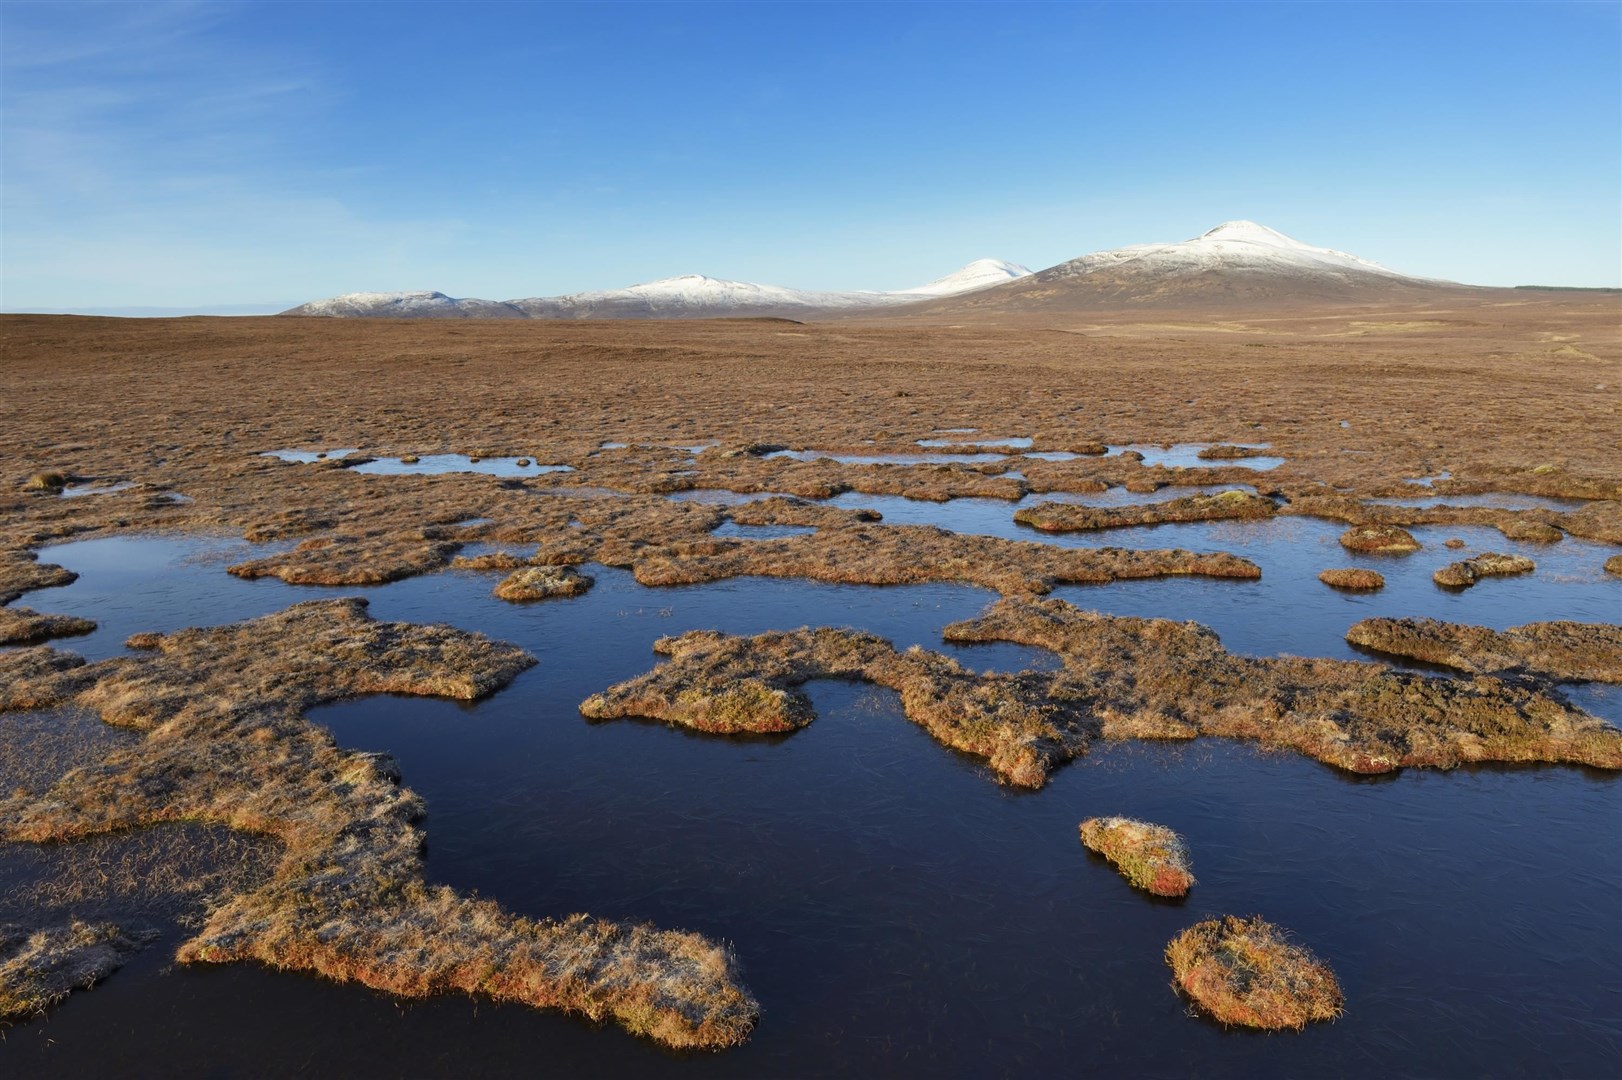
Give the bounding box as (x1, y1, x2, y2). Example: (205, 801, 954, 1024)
(1106, 443, 1285, 470)
(1366, 492, 1591, 512)
(60, 481, 138, 498)
(765, 449, 1013, 465)
(4, 510, 1619, 1077)
(351, 454, 573, 477)
(711, 522, 819, 540)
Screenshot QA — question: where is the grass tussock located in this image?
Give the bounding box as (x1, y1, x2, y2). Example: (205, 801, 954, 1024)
(1337, 524, 1420, 553)
(1432, 552, 1535, 589)
(587, 597, 1622, 785)
(0, 606, 96, 645)
(1013, 490, 1275, 533)
(1346, 617, 1622, 683)
(1, 920, 159, 1019)
(0, 599, 757, 1047)
(22, 471, 69, 492)
(1317, 568, 1384, 591)
(1165, 916, 1343, 1030)
(493, 565, 594, 601)
(0, 551, 77, 607)
(1078, 816, 1194, 896)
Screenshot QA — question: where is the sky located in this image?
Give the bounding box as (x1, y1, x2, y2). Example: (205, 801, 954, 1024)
(2, 0, 1618, 313)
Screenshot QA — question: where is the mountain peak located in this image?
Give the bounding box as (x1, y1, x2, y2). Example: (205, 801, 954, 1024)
(1198, 220, 1292, 244)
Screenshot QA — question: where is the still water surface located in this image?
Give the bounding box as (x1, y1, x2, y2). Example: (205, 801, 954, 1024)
(3, 503, 1618, 1078)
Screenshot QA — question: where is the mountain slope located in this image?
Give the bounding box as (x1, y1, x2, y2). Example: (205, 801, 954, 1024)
(877, 221, 1470, 317)
(283, 259, 1033, 320)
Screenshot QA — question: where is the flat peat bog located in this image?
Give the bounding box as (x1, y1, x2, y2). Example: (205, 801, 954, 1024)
(1, 309, 1619, 1076)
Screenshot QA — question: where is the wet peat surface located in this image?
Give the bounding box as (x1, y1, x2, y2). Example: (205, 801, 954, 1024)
(3, 514, 1620, 1078)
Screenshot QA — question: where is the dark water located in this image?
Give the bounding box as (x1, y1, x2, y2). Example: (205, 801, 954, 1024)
(4, 511, 1620, 1078)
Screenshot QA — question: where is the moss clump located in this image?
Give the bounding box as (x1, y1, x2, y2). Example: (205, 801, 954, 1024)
(492, 565, 594, 601)
(1166, 916, 1343, 1030)
(1078, 816, 1194, 897)
(1433, 552, 1534, 589)
(1498, 519, 1562, 543)
(1, 920, 159, 1019)
(1338, 524, 1420, 553)
(1318, 568, 1384, 591)
(23, 471, 68, 492)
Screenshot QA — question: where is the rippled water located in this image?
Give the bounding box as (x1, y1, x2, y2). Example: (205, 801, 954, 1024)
(4, 501, 1619, 1077)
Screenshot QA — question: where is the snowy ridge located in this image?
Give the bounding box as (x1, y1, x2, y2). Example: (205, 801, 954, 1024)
(283, 259, 1032, 319)
(1042, 220, 1429, 284)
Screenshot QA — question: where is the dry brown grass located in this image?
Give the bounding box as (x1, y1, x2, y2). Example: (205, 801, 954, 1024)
(0, 551, 77, 607)
(1166, 916, 1343, 1030)
(1, 920, 159, 1020)
(1432, 552, 1536, 588)
(493, 565, 594, 601)
(1347, 617, 1622, 683)
(0, 599, 757, 1046)
(1013, 490, 1276, 532)
(0, 606, 96, 645)
(1317, 568, 1385, 591)
(1078, 817, 1195, 897)
(585, 597, 1622, 783)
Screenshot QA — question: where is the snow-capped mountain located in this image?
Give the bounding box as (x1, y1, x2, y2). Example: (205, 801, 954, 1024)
(904, 221, 1458, 315)
(283, 259, 1033, 320)
(1043, 221, 1416, 284)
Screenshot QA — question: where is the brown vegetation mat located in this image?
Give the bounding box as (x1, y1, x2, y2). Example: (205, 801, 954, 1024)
(1432, 553, 1535, 588)
(620, 525, 1260, 596)
(0, 599, 758, 1046)
(1284, 495, 1622, 545)
(1078, 817, 1195, 897)
(1317, 568, 1384, 591)
(1338, 524, 1420, 553)
(585, 597, 1621, 783)
(1, 920, 159, 1020)
(0, 606, 96, 645)
(1346, 618, 1622, 683)
(1166, 916, 1343, 1030)
(1012, 490, 1276, 532)
(0, 551, 77, 607)
(493, 565, 594, 601)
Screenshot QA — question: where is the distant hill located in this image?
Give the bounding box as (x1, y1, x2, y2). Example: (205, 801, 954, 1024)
(281, 259, 1032, 320)
(871, 221, 1478, 316)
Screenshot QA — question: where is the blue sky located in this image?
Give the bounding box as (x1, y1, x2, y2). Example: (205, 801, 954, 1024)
(3, 1, 1618, 312)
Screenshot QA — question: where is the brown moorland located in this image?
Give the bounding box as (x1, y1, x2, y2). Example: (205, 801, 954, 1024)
(0, 299, 1618, 1035)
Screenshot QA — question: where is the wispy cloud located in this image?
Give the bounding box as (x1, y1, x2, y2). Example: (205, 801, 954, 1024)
(1, 1, 463, 308)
